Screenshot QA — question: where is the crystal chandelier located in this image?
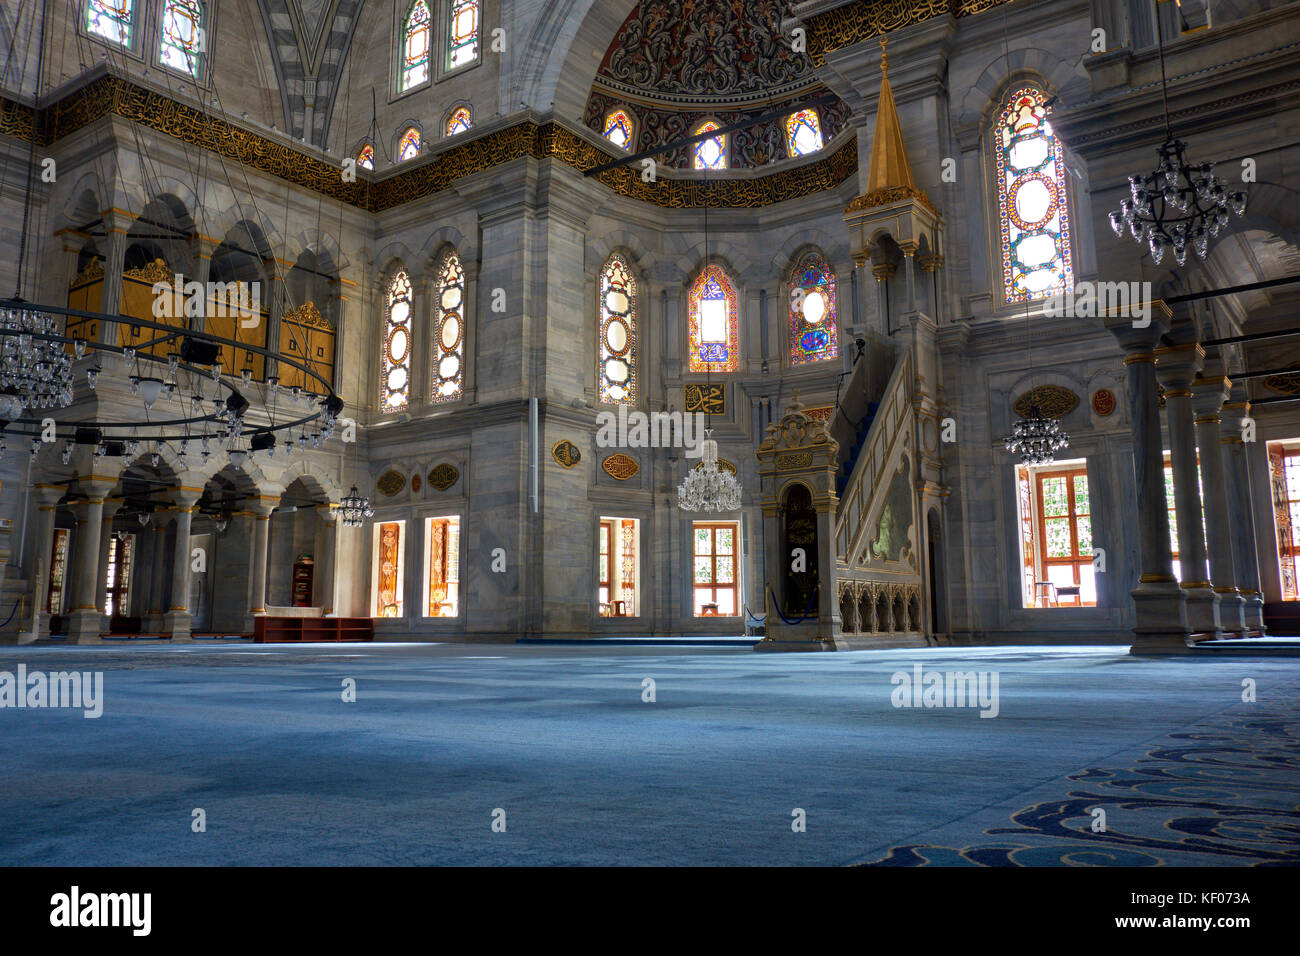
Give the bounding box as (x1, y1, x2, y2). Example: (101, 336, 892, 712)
(0, 305, 74, 413)
(338, 485, 374, 527)
(1106, 8, 1246, 267)
(1108, 140, 1246, 266)
(1003, 403, 1070, 466)
(678, 429, 742, 512)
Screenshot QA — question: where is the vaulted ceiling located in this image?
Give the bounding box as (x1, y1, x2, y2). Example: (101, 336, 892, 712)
(256, 0, 363, 145)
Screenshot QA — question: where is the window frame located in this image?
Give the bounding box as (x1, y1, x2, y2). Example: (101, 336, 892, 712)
(380, 266, 414, 413)
(691, 118, 728, 171)
(154, 0, 211, 84)
(602, 108, 636, 151)
(686, 262, 741, 375)
(422, 514, 463, 619)
(430, 245, 466, 405)
(986, 82, 1077, 310)
(395, 124, 423, 162)
(393, 0, 434, 99)
(597, 250, 639, 406)
(372, 519, 407, 619)
(81, 0, 145, 60)
(443, 103, 473, 138)
(784, 108, 824, 158)
(692, 521, 740, 617)
(437, 0, 483, 81)
(786, 249, 839, 368)
(1032, 462, 1093, 607)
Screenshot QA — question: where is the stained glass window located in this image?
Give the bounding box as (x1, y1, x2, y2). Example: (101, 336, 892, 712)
(603, 109, 634, 150)
(788, 251, 838, 366)
(447, 0, 480, 70)
(159, 0, 203, 75)
(401, 1, 431, 91)
(397, 127, 421, 162)
(688, 264, 739, 373)
(86, 0, 133, 46)
(382, 269, 413, 411)
(785, 109, 823, 157)
(693, 121, 726, 170)
(445, 106, 472, 137)
(431, 249, 465, 403)
(356, 143, 374, 170)
(598, 253, 637, 405)
(995, 87, 1073, 302)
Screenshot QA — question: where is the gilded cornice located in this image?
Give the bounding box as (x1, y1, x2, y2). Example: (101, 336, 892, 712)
(2, 76, 856, 212)
(282, 300, 332, 330)
(843, 185, 940, 219)
(801, 0, 1018, 67)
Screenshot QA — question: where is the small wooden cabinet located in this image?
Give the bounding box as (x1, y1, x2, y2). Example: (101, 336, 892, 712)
(253, 617, 373, 643)
(291, 556, 314, 607)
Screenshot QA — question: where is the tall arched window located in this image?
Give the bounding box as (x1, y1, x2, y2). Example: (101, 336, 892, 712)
(86, 0, 133, 46)
(785, 109, 823, 157)
(693, 120, 727, 170)
(598, 253, 638, 405)
(688, 264, 739, 374)
(447, 0, 480, 70)
(445, 106, 472, 137)
(788, 251, 838, 366)
(603, 109, 634, 151)
(159, 0, 203, 76)
(397, 126, 421, 161)
(431, 249, 465, 404)
(382, 269, 413, 412)
(401, 1, 432, 91)
(994, 87, 1074, 303)
(356, 143, 374, 170)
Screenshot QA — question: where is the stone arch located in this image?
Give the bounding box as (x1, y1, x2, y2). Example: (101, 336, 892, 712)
(587, 227, 654, 274)
(511, 0, 639, 121)
(858, 585, 875, 633)
(954, 53, 1087, 135)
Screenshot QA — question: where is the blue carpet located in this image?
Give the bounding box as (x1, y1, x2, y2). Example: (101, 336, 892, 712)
(0, 643, 1296, 866)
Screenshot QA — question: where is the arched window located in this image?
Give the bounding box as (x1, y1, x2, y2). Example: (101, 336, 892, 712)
(382, 269, 413, 412)
(86, 0, 133, 46)
(401, 1, 431, 91)
(356, 143, 374, 170)
(994, 87, 1074, 303)
(445, 106, 472, 137)
(397, 127, 421, 162)
(598, 253, 638, 405)
(693, 120, 727, 170)
(788, 251, 838, 366)
(431, 249, 465, 404)
(159, 0, 203, 76)
(785, 109, 823, 157)
(603, 109, 634, 151)
(688, 264, 739, 374)
(447, 0, 480, 70)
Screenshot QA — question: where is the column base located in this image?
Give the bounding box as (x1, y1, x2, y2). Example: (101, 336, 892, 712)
(65, 609, 104, 644)
(143, 613, 165, 633)
(1217, 591, 1248, 633)
(1129, 581, 1192, 654)
(1183, 586, 1223, 641)
(1242, 594, 1267, 634)
(242, 611, 266, 634)
(162, 611, 192, 642)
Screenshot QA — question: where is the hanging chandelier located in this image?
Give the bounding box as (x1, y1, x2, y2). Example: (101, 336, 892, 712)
(678, 429, 742, 512)
(1003, 403, 1069, 466)
(0, 305, 74, 415)
(1106, 6, 1246, 266)
(338, 485, 374, 527)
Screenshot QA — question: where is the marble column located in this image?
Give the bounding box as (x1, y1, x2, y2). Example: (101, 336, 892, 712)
(66, 478, 118, 644)
(1219, 392, 1266, 632)
(244, 497, 279, 630)
(144, 519, 169, 632)
(1154, 343, 1221, 638)
(871, 261, 895, 338)
(94, 498, 124, 628)
(1101, 303, 1190, 651)
(1190, 376, 1247, 632)
(26, 484, 64, 642)
(313, 504, 338, 614)
(162, 491, 202, 641)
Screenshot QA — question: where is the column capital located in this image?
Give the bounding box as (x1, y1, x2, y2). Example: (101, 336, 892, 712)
(247, 495, 281, 518)
(1100, 301, 1171, 354)
(1190, 376, 1232, 418)
(1154, 341, 1205, 391)
(170, 486, 205, 511)
(100, 497, 125, 521)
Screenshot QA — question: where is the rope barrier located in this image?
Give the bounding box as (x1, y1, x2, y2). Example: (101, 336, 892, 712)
(767, 584, 819, 626)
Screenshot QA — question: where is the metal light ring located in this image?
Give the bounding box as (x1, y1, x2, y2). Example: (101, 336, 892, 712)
(0, 298, 338, 400)
(0, 409, 325, 443)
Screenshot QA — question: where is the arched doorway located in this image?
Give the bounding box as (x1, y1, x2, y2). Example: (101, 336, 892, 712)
(781, 483, 818, 617)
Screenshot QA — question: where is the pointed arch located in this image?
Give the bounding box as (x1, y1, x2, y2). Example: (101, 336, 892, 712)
(788, 249, 838, 366)
(430, 246, 466, 404)
(602, 108, 635, 151)
(688, 263, 740, 374)
(598, 251, 638, 405)
(445, 104, 472, 137)
(785, 109, 823, 157)
(381, 267, 414, 412)
(397, 125, 421, 161)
